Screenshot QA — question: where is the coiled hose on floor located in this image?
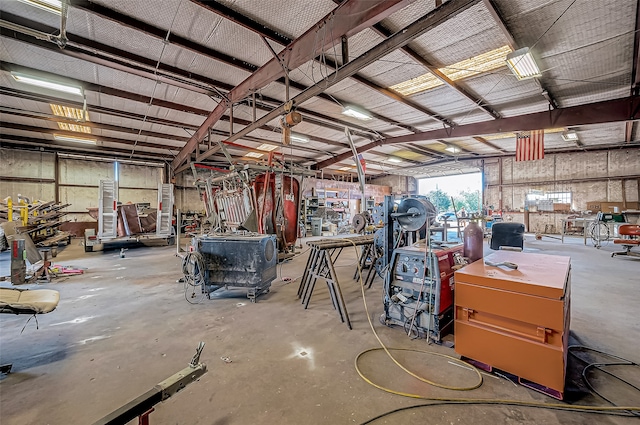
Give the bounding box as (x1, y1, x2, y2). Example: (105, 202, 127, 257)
(182, 251, 207, 304)
(329, 238, 640, 423)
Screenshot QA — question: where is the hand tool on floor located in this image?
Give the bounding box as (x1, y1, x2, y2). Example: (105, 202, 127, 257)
(484, 259, 518, 269)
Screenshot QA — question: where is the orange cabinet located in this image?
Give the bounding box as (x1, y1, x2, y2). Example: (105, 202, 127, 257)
(454, 251, 571, 399)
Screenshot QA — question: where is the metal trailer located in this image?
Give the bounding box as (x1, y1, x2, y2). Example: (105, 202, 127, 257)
(85, 180, 175, 252)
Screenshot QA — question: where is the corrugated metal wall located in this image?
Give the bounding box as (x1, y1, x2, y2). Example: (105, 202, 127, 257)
(0, 148, 163, 223)
(483, 147, 640, 232)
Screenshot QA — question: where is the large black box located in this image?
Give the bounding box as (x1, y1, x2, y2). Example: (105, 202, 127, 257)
(192, 233, 277, 301)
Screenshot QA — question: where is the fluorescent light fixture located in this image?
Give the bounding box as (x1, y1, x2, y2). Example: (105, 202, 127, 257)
(338, 166, 352, 171)
(12, 72, 82, 95)
(387, 157, 402, 163)
(390, 45, 513, 96)
(257, 143, 278, 151)
(53, 134, 96, 145)
(561, 130, 579, 141)
(445, 145, 461, 153)
(506, 47, 541, 80)
(244, 152, 264, 158)
(290, 133, 309, 143)
(17, 0, 61, 14)
(342, 106, 372, 121)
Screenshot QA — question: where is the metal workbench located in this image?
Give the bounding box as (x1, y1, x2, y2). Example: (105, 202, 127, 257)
(560, 218, 595, 244)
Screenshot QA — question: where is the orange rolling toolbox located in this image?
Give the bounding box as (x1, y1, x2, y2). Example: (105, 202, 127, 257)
(454, 251, 571, 399)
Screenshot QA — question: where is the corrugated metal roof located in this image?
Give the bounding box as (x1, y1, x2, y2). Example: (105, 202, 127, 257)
(0, 0, 638, 175)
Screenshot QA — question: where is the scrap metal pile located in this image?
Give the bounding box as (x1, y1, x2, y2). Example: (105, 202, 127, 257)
(183, 159, 311, 303)
(0, 196, 71, 250)
(194, 160, 310, 253)
(87, 203, 159, 237)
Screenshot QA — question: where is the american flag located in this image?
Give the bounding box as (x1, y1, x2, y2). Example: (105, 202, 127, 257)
(516, 130, 545, 161)
(357, 153, 367, 173)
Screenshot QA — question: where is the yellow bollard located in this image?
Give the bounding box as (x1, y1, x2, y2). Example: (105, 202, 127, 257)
(7, 197, 12, 222)
(19, 199, 28, 226)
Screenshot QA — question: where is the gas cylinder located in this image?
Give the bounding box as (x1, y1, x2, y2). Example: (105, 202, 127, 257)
(463, 220, 484, 263)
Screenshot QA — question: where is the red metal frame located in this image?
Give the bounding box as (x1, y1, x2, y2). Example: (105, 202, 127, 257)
(314, 94, 640, 169)
(172, 0, 411, 169)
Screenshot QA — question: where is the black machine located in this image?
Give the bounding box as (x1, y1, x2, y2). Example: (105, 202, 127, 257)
(374, 195, 465, 343)
(186, 233, 277, 302)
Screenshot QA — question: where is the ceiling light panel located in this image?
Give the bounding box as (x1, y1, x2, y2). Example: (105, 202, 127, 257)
(389, 73, 442, 96)
(57, 123, 92, 133)
(257, 143, 278, 151)
(443, 45, 513, 80)
(244, 152, 264, 158)
(388, 150, 425, 160)
(389, 45, 512, 96)
(50, 104, 88, 120)
(422, 11, 506, 64)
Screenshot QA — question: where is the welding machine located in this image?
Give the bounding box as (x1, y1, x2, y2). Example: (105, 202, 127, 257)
(382, 241, 464, 343)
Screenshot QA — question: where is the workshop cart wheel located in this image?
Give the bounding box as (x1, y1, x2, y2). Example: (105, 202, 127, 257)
(379, 313, 390, 327)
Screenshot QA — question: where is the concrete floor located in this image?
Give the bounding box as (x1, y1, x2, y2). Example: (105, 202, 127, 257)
(0, 234, 639, 424)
